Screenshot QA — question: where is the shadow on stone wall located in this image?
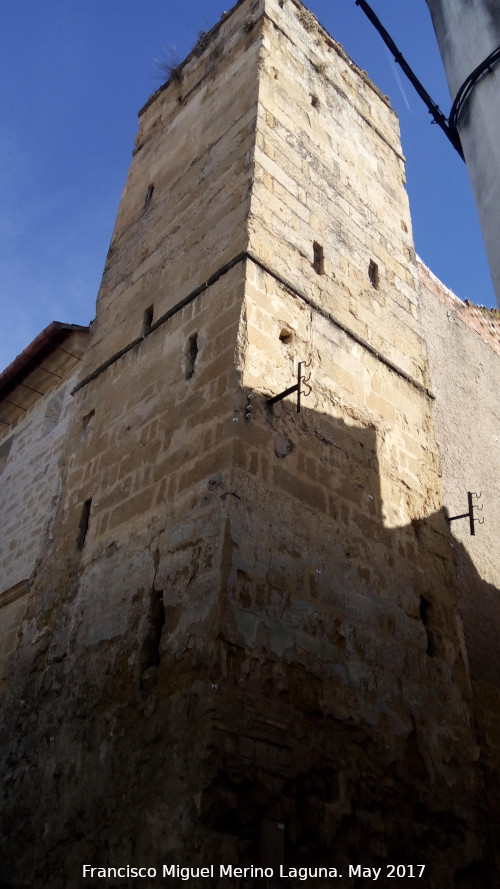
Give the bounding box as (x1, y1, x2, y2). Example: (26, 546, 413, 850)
(0, 399, 499, 889)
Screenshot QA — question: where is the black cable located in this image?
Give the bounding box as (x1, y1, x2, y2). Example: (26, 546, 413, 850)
(449, 46, 500, 141)
(355, 0, 464, 159)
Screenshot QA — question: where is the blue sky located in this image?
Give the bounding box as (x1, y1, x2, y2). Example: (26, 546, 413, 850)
(0, 0, 495, 373)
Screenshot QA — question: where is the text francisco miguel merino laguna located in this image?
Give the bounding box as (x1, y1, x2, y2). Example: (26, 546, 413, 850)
(82, 864, 426, 880)
(82, 866, 343, 880)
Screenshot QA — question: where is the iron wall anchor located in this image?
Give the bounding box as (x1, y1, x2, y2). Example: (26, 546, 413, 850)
(447, 491, 483, 536)
(267, 361, 312, 413)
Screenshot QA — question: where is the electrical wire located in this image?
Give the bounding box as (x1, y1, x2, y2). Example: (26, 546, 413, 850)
(449, 46, 500, 140)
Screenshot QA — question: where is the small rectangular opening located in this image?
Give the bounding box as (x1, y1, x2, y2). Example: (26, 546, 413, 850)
(369, 259, 379, 289)
(143, 305, 154, 336)
(185, 332, 198, 380)
(76, 499, 92, 552)
(313, 242, 324, 275)
(279, 328, 293, 345)
(420, 596, 436, 657)
(81, 409, 95, 432)
(260, 820, 285, 870)
(0, 436, 14, 476)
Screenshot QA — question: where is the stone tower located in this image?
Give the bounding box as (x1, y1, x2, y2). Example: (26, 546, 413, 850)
(1, 1, 498, 886)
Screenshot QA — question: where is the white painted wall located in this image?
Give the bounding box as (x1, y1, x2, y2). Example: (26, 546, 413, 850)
(427, 0, 500, 308)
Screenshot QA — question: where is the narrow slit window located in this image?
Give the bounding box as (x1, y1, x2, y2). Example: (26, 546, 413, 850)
(420, 596, 436, 657)
(77, 499, 92, 552)
(260, 821, 285, 870)
(42, 390, 65, 436)
(81, 409, 95, 432)
(185, 333, 198, 380)
(145, 183, 154, 204)
(0, 437, 14, 476)
(313, 242, 324, 275)
(369, 259, 379, 289)
(143, 305, 154, 336)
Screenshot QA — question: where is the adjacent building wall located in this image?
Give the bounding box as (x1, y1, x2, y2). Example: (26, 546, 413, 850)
(419, 261, 500, 849)
(0, 380, 75, 596)
(0, 329, 89, 684)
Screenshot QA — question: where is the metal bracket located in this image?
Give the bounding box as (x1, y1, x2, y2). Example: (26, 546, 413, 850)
(447, 491, 483, 536)
(267, 361, 312, 413)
